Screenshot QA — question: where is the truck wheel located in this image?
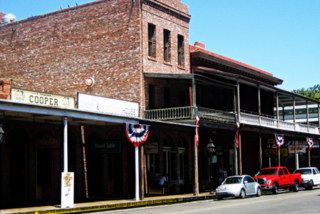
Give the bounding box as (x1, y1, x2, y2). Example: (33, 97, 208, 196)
(272, 183, 279, 194)
(239, 189, 246, 199)
(306, 180, 313, 190)
(292, 181, 299, 192)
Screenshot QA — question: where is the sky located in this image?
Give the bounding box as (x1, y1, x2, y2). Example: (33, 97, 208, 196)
(1, 0, 319, 91)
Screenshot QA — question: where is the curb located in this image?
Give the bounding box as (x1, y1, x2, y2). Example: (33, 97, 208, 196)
(19, 195, 215, 214)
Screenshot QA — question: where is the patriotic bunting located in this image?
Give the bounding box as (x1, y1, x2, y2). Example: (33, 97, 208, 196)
(125, 123, 150, 147)
(306, 137, 314, 150)
(274, 134, 285, 148)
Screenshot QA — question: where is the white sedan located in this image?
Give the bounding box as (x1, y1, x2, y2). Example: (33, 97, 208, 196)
(215, 175, 261, 200)
(294, 167, 320, 190)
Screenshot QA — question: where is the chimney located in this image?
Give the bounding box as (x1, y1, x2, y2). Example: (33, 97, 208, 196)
(0, 80, 11, 100)
(194, 42, 205, 49)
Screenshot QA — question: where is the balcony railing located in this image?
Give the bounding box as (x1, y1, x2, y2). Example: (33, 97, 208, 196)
(240, 112, 320, 135)
(198, 107, 235, 123)
(144, 106, 235, 123)
(144, 107, 320, 135)
(145, 106, 193, 121)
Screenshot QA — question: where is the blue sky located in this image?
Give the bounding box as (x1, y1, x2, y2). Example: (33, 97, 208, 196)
(1, 0, 319, 91)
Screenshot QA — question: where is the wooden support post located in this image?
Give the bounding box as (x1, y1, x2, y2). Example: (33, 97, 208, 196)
(308, 149, 311, 167)
(80, 126, 89, 199)
(239, 132, 242, 175)
(193, 139, 199, 196)
(278, 148, 281, 166)
(192, 75, 199, 196)
(259, 133, 262, 169)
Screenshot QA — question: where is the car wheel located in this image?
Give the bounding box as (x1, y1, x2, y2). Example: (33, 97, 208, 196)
(239, 189, 246, 199)
(292, 180, 299, 192)
(272, 183, 279, 194)
(216, 196, 223, 200)
(256, 187, 261, 197)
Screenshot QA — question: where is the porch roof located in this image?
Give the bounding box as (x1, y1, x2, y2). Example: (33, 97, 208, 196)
(190, 44, 283, 86)
(0, 99, 196, 128)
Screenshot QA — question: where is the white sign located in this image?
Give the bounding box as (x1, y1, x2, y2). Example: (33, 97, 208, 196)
(61, 172, 74, 208)
(11, 88, 75, 109)
(288, 145, 306, 154)
(78, 93, 139, 117)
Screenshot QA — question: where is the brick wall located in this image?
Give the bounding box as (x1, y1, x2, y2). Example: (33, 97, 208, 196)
(141, 0, 190, 75)
(0, 0, 142, 103)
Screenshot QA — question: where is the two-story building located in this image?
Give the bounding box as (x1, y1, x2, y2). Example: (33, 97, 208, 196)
(0, 0, 319, 209)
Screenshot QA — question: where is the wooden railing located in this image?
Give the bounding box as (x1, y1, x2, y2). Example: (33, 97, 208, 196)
(144, 107, 320, 135)
(145, 106, 235, 123)
(145, 106, 193, 120)
(240, 112, 320, 135)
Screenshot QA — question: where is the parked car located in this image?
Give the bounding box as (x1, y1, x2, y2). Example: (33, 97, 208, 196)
(253, 166, 302, 194)
(215, 175, 261, 200)
(294, 167, 320, 190)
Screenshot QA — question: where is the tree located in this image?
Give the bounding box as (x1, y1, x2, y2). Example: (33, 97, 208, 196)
(292, 84, 320, 101)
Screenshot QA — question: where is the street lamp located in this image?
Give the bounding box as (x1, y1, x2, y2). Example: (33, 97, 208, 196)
(207, 139, 215, 194)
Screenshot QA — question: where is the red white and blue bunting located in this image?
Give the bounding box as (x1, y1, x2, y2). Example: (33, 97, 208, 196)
(306, 137, 314, 150)
(274, 134, 285, 148)
(125, 123, 150, 147)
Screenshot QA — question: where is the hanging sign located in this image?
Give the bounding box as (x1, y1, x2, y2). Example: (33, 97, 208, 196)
(125, 123, 150, 147)
(306, 137, 314, 150)
(274, 134, 285, 148)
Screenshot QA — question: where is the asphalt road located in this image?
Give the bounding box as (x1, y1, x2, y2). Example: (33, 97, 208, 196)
(93, 188, 320, 214)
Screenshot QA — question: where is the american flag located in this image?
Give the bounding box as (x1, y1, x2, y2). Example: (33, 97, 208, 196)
(195, 107, 200, 146)
(235, 122, 240, 148)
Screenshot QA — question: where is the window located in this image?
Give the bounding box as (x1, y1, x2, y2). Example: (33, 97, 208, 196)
(163, 29, 171, 62)
(148, 24, 156, 58)
(177, 34, 185, 66)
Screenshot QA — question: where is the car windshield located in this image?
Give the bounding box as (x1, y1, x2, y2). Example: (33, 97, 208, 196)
(223, 177, 242, 184)
(256, 169, 277, 175)
(295, 169, 311, 175)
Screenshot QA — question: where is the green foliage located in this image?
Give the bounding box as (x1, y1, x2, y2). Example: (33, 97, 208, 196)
(292, 84, 320, 101)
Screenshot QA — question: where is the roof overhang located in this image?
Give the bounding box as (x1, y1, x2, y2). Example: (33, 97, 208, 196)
(0, 99, 196, 128)
(191, 51, 283, 86)
(144, 72, 193, 80)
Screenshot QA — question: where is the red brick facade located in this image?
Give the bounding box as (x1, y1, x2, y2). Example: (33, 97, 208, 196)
(0, 0, 143, 103)
(0, 0, 190, 114)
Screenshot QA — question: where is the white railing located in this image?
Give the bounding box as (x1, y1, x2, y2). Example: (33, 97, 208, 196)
(240, 112, 320, 135)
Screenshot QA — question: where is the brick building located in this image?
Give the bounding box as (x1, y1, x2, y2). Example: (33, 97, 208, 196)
(0, 0, 195, 208)
(1, 0, 320, 209)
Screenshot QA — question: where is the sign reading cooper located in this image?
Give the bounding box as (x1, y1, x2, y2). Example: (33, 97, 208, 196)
(11, 88, 75, 109)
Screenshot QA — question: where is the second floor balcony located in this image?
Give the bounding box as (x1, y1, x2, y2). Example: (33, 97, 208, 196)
(144, 106, 320, 135)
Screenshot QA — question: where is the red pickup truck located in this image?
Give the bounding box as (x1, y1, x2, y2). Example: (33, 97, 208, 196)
(253, 166, 302, 194)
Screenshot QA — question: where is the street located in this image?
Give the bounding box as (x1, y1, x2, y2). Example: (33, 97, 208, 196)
(92, 188, 320, 214)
